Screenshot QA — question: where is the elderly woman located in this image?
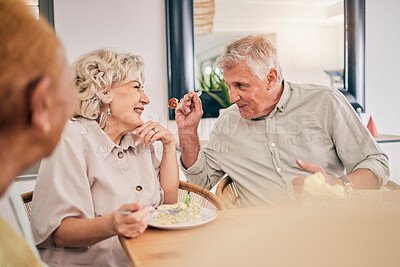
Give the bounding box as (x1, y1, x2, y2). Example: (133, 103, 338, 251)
(31, 48, 179, 266)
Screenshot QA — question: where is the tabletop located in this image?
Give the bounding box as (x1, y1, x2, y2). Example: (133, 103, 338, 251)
(375, 134, 400, 143)
(120, 191, 400, 267)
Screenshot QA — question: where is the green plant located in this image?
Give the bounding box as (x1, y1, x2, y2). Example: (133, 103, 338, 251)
(198, 67, 233, 108)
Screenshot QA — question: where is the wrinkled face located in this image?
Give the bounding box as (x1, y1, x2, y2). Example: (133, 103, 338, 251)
(45, 56, 78, 154)
(109, 78, 150, 131)
(224, 61, 271, 119)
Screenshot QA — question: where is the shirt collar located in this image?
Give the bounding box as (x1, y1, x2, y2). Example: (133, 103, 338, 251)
(76, 117, 138, 159)
(275, 80, 292, 113)
(250, 80, 292, 121)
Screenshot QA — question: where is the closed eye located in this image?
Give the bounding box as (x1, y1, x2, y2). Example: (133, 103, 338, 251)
(234, 82, 246, 89)
(133, 81, 144, 92)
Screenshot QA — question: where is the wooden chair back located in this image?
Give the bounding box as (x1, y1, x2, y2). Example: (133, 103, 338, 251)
(21, 191, 33, 221)
(179, 180, 226, 210)
(216, 176, 242, 209)
(20, 182, 226, 221)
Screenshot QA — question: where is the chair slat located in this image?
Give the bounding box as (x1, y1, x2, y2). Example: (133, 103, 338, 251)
(21, 191, 34, 221)
(216, 176, 242, 209)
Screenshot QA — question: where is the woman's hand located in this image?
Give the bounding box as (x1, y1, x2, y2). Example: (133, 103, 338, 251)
(111, 201, 153, 238)
(133, 121, 175, 149)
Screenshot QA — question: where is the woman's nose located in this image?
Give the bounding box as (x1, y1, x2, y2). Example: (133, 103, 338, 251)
(140, 91, 150, 105)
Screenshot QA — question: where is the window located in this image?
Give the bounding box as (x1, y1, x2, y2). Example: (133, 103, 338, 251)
(24, 0, 54, 27)
(23, 0, 39, 19)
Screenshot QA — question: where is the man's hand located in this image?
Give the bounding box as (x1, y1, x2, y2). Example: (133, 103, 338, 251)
(176, 91, 204, 169)
(292, 159, 340, 196)
(175, 91, 203, 133)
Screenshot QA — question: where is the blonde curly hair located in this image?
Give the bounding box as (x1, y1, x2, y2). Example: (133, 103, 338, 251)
(73, 48, 145, 128)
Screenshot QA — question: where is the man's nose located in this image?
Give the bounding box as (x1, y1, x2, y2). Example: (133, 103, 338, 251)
(229, 88, 240, 103)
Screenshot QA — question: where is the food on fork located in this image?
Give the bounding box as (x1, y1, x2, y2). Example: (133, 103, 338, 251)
(156, 201, 201, 225)
(168, 97, 179, 109)
(168, 91, 202, 110)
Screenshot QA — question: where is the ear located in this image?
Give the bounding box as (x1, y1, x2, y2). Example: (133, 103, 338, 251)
(30, 76, 52, 133)
(266, 68, 278, 89)
(101, 89, 113, 102)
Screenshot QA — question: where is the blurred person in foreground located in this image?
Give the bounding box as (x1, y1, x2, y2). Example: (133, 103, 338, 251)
(0, 0, 77, 265)
(31, 48, 179, 266)
(176, 34, 389, 206)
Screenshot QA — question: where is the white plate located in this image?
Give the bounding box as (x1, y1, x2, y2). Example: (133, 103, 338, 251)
(149, 207, 217, 230)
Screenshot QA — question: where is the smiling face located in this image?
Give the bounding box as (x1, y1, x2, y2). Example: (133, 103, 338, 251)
(108, 78, 150, 131)
(223, 60, 282, 119)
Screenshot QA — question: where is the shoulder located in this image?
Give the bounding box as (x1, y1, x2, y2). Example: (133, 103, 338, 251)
(212, 105, 241, 131)
(288, 81, 336, 94)
(218, 104, 240, 120)
(63, 118, 89, 135)
(288, 81, 345, 103)
(60, 117, 99, 147)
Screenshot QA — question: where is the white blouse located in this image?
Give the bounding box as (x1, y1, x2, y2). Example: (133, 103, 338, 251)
(31, 117, 164, 267)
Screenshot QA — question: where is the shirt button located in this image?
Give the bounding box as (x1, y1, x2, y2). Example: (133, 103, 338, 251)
(136, 185, 143, 191)
(277, 167, 282, 172)
(117, 151, 124, 159)
(271, 143, 275, 147)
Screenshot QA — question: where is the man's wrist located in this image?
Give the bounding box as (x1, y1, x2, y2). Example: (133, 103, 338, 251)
(338, 176, 354, 190)
(178, 128, 198, 137)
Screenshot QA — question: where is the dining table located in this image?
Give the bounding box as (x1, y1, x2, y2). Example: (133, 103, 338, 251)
(119, 191, 400, 267)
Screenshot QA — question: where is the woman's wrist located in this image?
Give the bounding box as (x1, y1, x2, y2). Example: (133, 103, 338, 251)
(162, 141, 176, 152)
(107, 212, 119, 236)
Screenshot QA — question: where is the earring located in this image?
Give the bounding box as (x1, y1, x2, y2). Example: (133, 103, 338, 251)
(107, 104, 111, 116)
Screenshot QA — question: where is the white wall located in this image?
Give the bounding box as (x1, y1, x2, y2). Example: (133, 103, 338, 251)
(54, 0, 170, 129)
(365, 0, 400, 182)
(276, 24, 343, 86)
(54, 0, 215, 143)
(195, 24, 343, 88)
(365, 0, 400, 135)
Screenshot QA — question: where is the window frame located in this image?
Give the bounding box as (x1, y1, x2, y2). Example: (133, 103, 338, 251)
(38, 0, 54, 28)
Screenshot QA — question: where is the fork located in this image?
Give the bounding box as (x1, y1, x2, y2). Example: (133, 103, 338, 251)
(169, 91, 202, 110)
(157, 208, 183, 215)
(155, 193, 191, 215)
(119, 206, 155, 215)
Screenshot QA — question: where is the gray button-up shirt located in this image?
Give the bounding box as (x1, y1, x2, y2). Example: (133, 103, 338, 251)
(31, 117, 164, 267)
(182, 81, 389, 207)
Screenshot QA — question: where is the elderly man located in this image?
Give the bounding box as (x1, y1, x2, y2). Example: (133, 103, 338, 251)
(0, 0, 76, 265)
(176, 34, 389, 206)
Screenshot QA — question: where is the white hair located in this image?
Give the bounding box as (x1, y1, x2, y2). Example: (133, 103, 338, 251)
(216, 34, 283, 82)
(73, 48, 145, 128)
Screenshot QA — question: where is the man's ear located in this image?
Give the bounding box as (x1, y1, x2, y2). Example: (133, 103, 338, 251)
(266, 68, 278, 89)
(30, 76, 52, 133)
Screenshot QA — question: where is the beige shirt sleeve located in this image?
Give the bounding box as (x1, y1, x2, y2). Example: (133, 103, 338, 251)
(31, 125, 92, 248)
(329, 90, 390, 184)
(180, 124, 227, 190)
